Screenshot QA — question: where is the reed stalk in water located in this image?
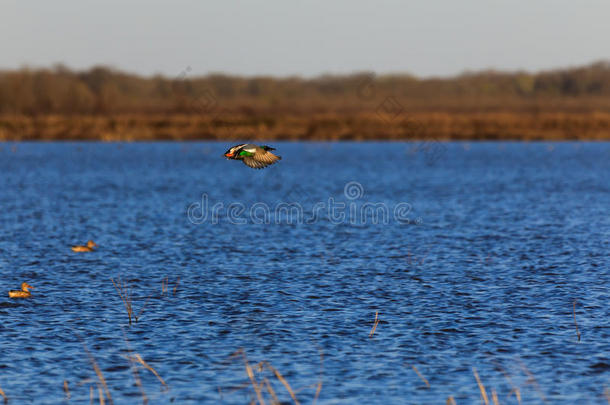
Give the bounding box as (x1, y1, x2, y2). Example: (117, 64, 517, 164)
(410, 365, 430, 388)
(120, 330, 149, 404)
(161, 276, 180, 296)
(369, 311, 379, 337)
(222, 349, 312, 405)
(82, 342, 113, 405)
(573, 299, 581, 342)
(313, 350, 324, 405)
(63, 380, 70, 400)
(489, 357, 521, 404)
(127, 354, 169, 392)
(242, 351, 265, 405)
(473, 367, 489, 405)
(0, 383, 7, 404)
(519, 360, 548, 403)
(161, 277, 168, 296)
(111, 277, 134, 325)
(491, 388, 500, 405)
(173, 277, 180, 295)
(261, 362, 300, 405)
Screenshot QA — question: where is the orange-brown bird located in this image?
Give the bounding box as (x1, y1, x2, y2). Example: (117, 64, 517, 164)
(71, 240, 97, 252)
(8, 282, 35, 298)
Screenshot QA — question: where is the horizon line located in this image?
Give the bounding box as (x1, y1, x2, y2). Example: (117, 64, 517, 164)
(2, 59, 609, 81)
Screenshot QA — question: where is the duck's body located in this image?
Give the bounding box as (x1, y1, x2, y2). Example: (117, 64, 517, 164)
(71, 240, 97, 252)
(9, 282, 34, 298)
(224, 144, 281, 169)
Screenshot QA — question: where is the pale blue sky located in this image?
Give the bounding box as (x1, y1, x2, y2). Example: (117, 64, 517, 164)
(2, 0, 609, 77)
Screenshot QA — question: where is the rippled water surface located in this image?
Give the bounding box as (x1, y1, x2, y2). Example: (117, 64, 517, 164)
(0, 142, 609, 404)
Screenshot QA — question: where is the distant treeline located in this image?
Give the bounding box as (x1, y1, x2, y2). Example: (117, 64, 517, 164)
(2, 62, 610, 115)
(1, 63, 610, 140)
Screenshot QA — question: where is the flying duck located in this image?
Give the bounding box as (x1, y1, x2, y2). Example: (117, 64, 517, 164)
(71, 240, 97, 252)
(224, 144, 281, 169)
(9, 282, 35, 298)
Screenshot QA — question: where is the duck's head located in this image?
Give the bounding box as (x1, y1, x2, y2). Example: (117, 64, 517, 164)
(21, 282, 34, 292)
(87, 240, 97, 248)
(224, 146, 237, 159)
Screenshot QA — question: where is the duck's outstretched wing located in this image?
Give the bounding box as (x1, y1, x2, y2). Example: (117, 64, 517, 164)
(242, 149, 281, 169)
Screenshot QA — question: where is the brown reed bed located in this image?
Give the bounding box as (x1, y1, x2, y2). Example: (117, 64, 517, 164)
(1, 111, 609, 141)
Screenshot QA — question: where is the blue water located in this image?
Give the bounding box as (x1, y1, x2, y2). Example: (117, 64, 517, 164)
(0, 142, 608, 404)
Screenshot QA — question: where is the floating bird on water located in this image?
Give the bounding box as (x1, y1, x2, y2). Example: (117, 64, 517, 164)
(224, 144, 281, 169)
(9, 282, 35, 298)
(71, 240, 97, 252)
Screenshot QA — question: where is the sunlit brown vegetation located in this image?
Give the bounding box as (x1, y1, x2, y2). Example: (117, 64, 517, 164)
(1, 62, 610, 140)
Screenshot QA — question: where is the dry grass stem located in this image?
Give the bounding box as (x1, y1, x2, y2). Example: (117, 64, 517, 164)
(508, 388, 522, 404)
(130, 361, 148, 405)
(487, 358, 521, 404)
(239, 350, 265, 405)
(161, 277, 168, 295)
(82, 343, 113, 405)
(128, 354, 169, 392)
(369, 311, 379, 337)
(573, 300, 581, 342)
(173, 277, 180, 295)
(111, 277, 149, 323)
(119, 329, 150, 404)
(519, 361, 547, 403)
(63, 380, 70, 400)
(0, 384, 7, 404)
(135, 297, 151, 323)
(97, 384, 105, 405)
(111, 277, 134, 324)
(492, 388, 500, 405)
(263, 362, 300, 405)
(313, 350, 324, 405)
(473, 368, 489, 405)
(223, 349, 313, 405)
(125, 351, 148, 403)
(410, 365, 431, 388)
(262, 378, 279, 405)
